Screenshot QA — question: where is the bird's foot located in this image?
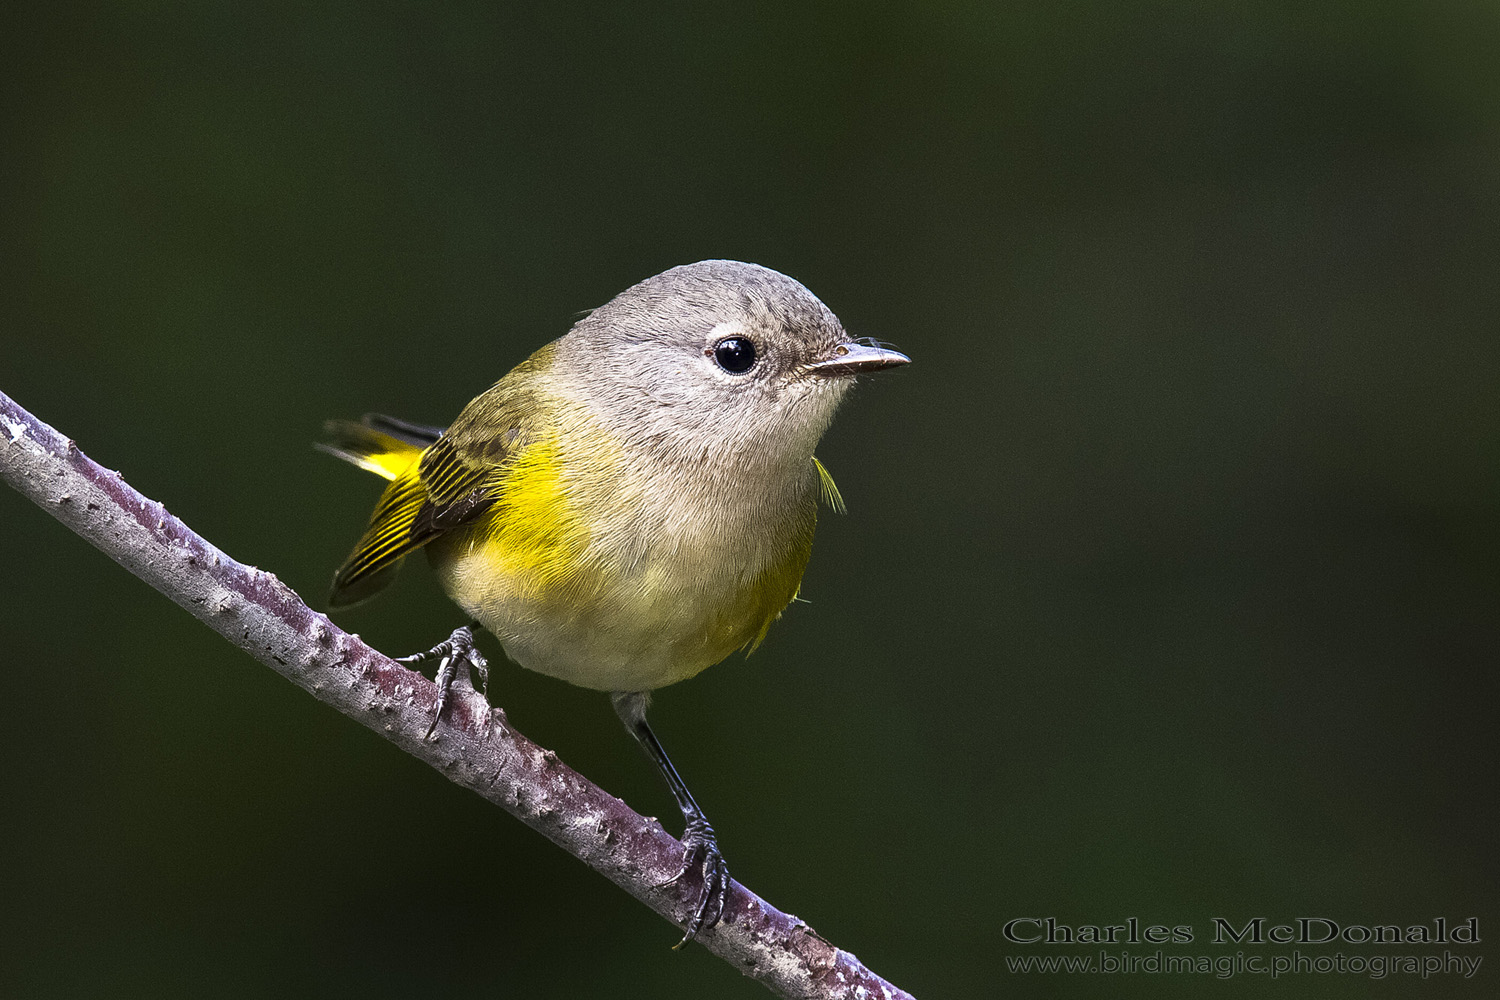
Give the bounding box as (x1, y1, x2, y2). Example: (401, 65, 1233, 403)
(659, 816, 730, 948)
(395, 624, 489, 739)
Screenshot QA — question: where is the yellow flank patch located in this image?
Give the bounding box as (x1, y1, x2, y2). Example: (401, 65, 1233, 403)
(479, 434, 590, 597)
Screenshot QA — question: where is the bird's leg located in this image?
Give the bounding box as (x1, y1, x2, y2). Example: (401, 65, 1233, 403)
(611, 691, 730, 948)
(397, 622, 489, 739)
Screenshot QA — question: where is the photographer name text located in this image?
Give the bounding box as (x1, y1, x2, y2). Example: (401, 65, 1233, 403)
(1002, 916, 1480, 946)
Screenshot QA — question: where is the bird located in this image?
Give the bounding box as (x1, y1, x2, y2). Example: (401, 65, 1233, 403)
(318, 259, 909, 944)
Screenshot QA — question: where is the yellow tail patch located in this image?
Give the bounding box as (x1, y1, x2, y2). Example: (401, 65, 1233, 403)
(319, 421, 432, 607)
(316, 420, 423, 481)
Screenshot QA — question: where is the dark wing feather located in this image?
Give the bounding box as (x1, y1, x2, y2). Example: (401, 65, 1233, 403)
(409, 436, 503, 535)
(326, 348, 554, 609)
(328, 433, 514, 608)
(328, 470, 437, 607)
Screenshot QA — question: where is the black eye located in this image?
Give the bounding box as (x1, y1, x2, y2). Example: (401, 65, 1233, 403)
(712, 337, 757, 374)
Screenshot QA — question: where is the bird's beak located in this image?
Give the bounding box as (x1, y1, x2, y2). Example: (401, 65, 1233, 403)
(806, 342, 911, 378)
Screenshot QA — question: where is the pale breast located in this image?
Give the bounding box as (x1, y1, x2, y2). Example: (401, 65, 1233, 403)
(428, 456, 817, 692)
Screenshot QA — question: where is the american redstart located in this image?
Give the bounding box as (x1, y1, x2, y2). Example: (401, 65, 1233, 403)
(320, 260, 908, 943)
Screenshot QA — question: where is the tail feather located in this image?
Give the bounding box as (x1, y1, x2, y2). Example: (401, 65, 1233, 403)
(318, 416, 437, 607)
(316, 419, 425, 481)
(360, 413, 446, 447)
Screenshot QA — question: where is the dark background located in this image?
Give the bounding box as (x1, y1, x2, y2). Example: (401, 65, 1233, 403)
(2, 3, 1496, 997)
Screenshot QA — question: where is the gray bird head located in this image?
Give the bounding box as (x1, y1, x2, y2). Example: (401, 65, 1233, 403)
(558, 260, 908, 472)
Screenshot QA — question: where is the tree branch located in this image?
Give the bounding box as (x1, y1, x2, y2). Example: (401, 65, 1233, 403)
(0, 389, 914, 1000)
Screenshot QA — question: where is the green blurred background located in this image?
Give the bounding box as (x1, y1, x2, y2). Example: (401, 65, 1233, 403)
(2, 2, 1496, 997)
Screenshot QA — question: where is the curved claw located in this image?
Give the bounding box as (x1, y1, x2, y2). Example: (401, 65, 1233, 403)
(396, 624, 489, 739)
(660, 818, 730, 948)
